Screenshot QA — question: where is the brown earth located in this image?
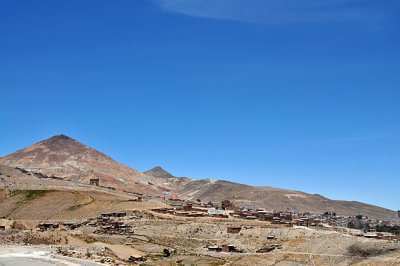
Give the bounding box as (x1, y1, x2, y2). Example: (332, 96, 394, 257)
(144, 168, 397, 219)
(0, 135, 158, 195)
(0, 188, 163, 221)
(0, 135, 397, 219)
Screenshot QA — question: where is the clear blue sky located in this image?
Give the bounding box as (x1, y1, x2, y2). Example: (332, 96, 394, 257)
(1, 0, 399, 210)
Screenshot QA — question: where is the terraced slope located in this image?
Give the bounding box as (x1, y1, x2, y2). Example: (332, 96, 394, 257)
(0, 189, 162, 220)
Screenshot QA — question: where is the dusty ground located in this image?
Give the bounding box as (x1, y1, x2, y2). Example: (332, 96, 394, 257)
(0, 189, 163, 220)
(0, 245, 106, 265)
(1, 189, 399, 265)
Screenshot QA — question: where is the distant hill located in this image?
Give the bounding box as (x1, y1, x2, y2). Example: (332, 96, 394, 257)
(0, 134, 396, 219)
(144, 166, 175, 179)
(144, 168, 397, 220)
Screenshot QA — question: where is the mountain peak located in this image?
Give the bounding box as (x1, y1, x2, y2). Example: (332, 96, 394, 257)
(0, 135, 148, 193)
(32, 134, 88, 156)
(49, 134, 74, 141)
(144, 166, 175, 179)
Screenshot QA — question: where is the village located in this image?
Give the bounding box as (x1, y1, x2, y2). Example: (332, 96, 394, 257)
(1, 172, 400, 265)
(10, 198, 399, 258)
(155, 198, 400, 241)
(1, 187, 400, 265)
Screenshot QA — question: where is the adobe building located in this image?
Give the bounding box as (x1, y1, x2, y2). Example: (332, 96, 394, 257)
(221, 200, 239, 211)
(227, 227, 242, 234)
(89, 178, 100, 186)
(183, 203, 194, 211)
(221, 245, 236, 252)
(208, 246, 222, 252)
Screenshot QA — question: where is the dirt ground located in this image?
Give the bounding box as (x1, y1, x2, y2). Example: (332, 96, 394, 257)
(1, 189, 399, 265)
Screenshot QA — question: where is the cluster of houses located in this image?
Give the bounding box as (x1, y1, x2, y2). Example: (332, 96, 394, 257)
(207, 244, 243, 253)
(33, 196, 399, 243)
(93, 212, 134, 235)
(152, 199, 400, 241)
(205, 226, 280, 253)
(152, 199, 305, 225)
(206, 243, 282, 254)
(36, 211, 136, 235)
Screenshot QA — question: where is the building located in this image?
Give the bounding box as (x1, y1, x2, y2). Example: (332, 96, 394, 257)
(364, 232, 378, 239)
(89, 178, 100, 186)
(183, 203, 193, 211)
(227, 227, 242, 234)
(221, 245, 236, 252)
(208, 246, 222, 252)
(221, 200, 239, 211)
(37, 222, 59, 231)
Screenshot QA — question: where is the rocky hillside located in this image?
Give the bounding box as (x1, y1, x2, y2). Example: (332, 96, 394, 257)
(0, 188, 162, 220)
(0, 135, 158, 195)
(144, 167, 397, 219)
(1, 135, 396, 219)
(144, 166, 175, 179)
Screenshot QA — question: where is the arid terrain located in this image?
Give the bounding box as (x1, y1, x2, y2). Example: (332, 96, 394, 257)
(144, 167, 396, 220)
(0, 135, 396, 219)
(1, 135, 399, 265)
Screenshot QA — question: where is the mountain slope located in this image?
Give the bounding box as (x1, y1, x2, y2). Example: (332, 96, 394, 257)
(144, 167, 397, 219)
(144, 166, 175, 179)
(0, 135, 158, 195)
(1, 135, 396, 219)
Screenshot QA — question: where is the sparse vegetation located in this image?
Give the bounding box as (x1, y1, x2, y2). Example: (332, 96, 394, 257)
(56, 247, 69, 256)
(21, 190, 52, 202)
(347, 242, 398, 257)
(163, 248, 171, 257)
(376, 225, 400, 235)
(66, 195, 94, 212)
(25, 190, 49, 201)
(66, 203, 85, 212)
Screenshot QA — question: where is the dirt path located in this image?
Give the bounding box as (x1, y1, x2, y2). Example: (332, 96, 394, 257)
(0, 245, 105, 266)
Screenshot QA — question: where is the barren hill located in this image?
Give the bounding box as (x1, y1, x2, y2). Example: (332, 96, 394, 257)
(0, 135, 158, 195)
(144, 168, 397, 219)
(144, 166, 175, 179)
(0, 135, 396, 219)
(0, 164, 162, 220)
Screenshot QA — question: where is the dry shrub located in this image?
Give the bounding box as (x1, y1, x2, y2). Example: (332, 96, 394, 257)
(12, 222, 27, 230)
(347, 242, 397, 257)
(78, 234, 97, 243)
(23, 233, 59, 245)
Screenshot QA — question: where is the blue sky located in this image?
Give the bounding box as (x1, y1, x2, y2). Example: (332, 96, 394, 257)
(1, 0, 400, 210)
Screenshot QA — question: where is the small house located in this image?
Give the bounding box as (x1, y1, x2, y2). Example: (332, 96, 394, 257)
(364, 232, 378, 239)
(227, 227, 242, 234)
(115, 211, 127, 217)
(221, 245, 236, 252)
(89, 178, 100, 186)
(208, 245, 222, 252)
(37, 222, 59, 231)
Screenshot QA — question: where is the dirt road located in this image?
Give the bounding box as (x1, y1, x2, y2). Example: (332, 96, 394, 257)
(0, 246, 104, 266)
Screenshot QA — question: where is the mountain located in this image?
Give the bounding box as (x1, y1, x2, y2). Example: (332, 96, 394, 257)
(144, 168, 397, 219)
(0, 135, 396, 219)
(144, 166, 175, 179)
(0, 135, 158, 195)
